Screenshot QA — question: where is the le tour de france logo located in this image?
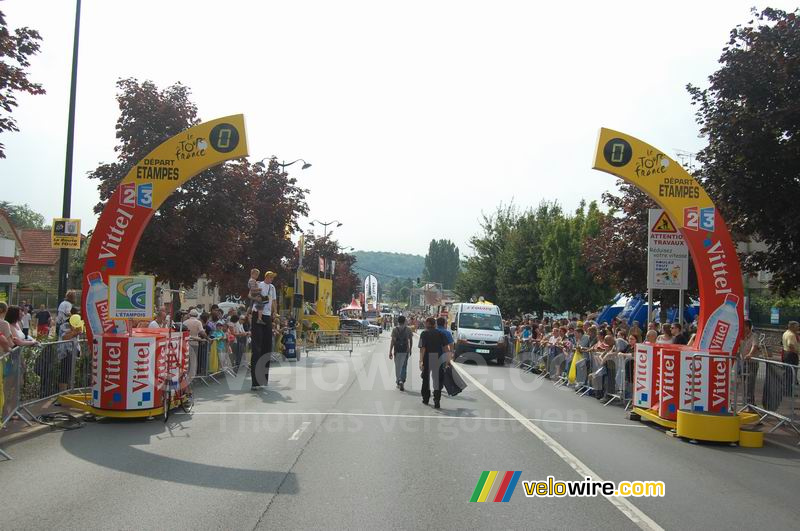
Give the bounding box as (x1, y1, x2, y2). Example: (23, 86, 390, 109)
(174, 122, 240, 160)
(603, 138, 669, 177)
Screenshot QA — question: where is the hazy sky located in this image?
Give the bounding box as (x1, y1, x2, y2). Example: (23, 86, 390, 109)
(2, 1, 795, 256)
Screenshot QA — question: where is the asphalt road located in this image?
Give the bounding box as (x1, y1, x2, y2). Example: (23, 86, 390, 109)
(1, 335, 798, 530)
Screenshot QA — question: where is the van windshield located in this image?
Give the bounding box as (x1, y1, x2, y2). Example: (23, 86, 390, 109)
(458, 312, 502, 331)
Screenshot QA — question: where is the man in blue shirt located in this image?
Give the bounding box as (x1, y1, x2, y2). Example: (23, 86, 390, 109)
(436, 316, 455, 358)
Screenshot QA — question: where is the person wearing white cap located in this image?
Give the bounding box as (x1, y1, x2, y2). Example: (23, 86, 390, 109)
(183, 309, 207, 381)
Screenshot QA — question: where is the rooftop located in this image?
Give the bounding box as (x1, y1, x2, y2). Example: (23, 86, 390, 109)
(18, 229, 60, 265)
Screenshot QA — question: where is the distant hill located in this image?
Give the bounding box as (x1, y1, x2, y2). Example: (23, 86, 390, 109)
(352, 251, 425, 287)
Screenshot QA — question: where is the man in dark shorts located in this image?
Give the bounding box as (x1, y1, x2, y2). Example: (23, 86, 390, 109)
(418, 316, 451, 409)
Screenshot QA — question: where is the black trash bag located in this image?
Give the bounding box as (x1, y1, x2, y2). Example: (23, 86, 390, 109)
(443, 366, 467, 396)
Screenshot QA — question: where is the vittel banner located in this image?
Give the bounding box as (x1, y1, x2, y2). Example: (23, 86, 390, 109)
(658, 348, 682, 421)
(97, 336, 129, 409)
(634, 343, 658, 408)
(127, 336, 156, 409)
(679, 351, 731, 414)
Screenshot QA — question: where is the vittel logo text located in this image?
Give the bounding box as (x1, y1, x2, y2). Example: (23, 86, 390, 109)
(98, 206, 134, 261)
(705, 240, 733, 296)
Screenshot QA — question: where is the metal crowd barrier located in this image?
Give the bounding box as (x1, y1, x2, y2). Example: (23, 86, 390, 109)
(19, 339, 91, 408)
(738, 355, 799, 438)
(193, 338, 238, 386)
(305, 330, 354, 356)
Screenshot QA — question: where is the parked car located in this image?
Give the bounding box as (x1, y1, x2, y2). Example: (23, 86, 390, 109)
(340, 318, 381, 336)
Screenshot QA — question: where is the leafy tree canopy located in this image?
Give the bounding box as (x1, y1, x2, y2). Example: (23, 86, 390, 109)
(0, 9, 44, 158)
(422, 239, 460, 290)
(688, 7, 800, 294)
(0, 201, 46, 229)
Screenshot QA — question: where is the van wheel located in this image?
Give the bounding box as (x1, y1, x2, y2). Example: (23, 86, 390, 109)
(496, 354, 505, 366)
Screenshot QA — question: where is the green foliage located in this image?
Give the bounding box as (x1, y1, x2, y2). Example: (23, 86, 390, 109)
(387, 277, 413, 302)
(422, 239, 460, 290)
(687, 8, 800, 295)
(0, 201, 46, 229)
(68, 233, 90, 289)
(496, 202, 561, 314)
(0, 10, 45, 158)
(351, 251, 424, 286)
(455, 204, 517, 304)
(539, 201, 614, 312)
(459, 201, 611, 317)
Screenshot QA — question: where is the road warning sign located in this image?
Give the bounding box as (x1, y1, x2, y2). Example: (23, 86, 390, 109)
(651, 211, 677, 233)
(647, 209, 688, 290)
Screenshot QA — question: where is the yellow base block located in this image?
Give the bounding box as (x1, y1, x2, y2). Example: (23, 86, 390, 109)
(738, 411, 761, 425)
(59, 393, 173, 419)
(632, 407, 677, 430)
(738, 429, 764, 448)
(676, 410, 740, 442)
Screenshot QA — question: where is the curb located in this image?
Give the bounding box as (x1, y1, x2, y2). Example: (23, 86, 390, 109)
(1, 407, 92, 452)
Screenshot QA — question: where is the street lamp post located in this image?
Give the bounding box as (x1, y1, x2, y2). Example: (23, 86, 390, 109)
(309, 219, 342, 239)
(252, 156, 311, 330)
(57, 0, 82, 301)
(254, 157, 312, 172)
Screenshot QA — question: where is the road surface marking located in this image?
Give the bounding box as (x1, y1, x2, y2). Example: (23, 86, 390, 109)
(289, 421, 311, 440)
(192, 411, 644, 428)
(453, 364, 663, 531)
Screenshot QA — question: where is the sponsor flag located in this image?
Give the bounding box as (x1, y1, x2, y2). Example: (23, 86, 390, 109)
(568, 349, 579, 384)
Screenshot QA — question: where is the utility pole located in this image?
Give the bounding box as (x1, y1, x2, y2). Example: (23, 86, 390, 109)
(57, 0, 82, 301)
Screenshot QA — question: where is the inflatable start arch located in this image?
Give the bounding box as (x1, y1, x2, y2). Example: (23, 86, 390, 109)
(592, 128, 744, 353)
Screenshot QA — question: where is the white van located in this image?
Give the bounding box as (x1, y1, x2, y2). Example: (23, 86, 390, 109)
(448, 303, 506, 364)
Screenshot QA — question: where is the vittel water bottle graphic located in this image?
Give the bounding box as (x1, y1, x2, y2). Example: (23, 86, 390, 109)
(86, 272, 126, 336)
(698, 293, 740, 353)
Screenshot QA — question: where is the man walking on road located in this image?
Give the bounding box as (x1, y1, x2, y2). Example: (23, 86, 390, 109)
(436, 316, 455, 359)
(390, 315, 413, 391)
(418, 317, 450, 409)
(251, 271, 278, 390)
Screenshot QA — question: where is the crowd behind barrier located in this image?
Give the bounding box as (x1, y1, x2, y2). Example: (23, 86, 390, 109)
(500, 316, 800, 441)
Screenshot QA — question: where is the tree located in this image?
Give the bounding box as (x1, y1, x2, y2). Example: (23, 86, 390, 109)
(0, 201, 46, 229)
(0, 10, 44, 158)
(582, 182, 655, 296)
(88, 79, 308, 293)
(456, 205, 517, 303)
(539, 201, 614, 312)
(687, 8, 800, 294)
(422, 239, 460, 289)
(496, 202, 562, 316)
(582, 183, 698, 316)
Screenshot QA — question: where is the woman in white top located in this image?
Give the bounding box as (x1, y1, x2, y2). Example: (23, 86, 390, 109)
(656, 323, 675, 344)
(5, 305, 38, 348)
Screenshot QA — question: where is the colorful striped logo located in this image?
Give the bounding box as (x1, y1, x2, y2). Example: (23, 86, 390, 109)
(470, 471, 522, 502)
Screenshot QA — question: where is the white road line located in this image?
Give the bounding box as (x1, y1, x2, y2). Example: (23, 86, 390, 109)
(289, 421, 311, 441)
(453, 364, 663, 531)
(191, 410, 644, 428)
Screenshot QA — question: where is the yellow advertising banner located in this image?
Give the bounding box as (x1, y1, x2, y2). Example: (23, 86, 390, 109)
(51, 218, 81, 249)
